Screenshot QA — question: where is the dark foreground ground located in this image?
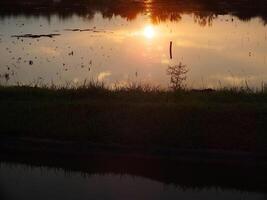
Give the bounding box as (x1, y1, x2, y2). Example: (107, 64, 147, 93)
(1, 85, 267, 192)
(1, 84, 267, 152)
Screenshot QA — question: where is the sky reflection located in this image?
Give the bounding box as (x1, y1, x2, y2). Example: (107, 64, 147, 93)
(1, 162, 265, 200)
(0, 12, 267, 88)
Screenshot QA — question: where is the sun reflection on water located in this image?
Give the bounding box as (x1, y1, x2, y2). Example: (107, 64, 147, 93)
(143, 25, 155, 39)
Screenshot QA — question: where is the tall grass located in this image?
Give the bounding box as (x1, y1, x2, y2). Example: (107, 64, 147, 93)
(1, 80, 267, 102)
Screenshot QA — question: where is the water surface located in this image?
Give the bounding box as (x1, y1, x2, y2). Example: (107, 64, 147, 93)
(0, 162, 266, 200)
(0, 0, 267, 88)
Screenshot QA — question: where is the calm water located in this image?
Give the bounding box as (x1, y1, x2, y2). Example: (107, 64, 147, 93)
(0, 1, 267, 88)
(0, 162, 266, 200)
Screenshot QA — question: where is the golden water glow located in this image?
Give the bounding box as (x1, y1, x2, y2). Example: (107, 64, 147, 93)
(1, 13, 266, 88)
(143, 25, 155, 39)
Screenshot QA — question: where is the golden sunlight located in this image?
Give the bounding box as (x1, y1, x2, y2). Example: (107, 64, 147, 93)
(143, 25, 155, 39)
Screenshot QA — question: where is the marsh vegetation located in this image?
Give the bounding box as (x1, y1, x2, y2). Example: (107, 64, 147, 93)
(1, 82, 267, 154)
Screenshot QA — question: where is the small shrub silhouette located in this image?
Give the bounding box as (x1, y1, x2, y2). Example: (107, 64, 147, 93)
(167, 62, 188, 90)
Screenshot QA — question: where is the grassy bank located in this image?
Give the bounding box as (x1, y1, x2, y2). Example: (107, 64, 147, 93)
(1, 83, 267, 153)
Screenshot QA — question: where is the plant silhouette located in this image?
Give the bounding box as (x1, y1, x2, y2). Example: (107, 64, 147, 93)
(167, 62, 188, 90)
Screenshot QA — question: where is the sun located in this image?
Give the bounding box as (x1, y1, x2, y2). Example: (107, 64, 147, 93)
(143, 25, 155, 39)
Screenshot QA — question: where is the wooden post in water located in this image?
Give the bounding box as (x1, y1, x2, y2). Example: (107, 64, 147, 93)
(169, 41, 172, 59)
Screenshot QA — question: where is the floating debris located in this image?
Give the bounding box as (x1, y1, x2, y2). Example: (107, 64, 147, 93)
(65, 28, 92, 32)
(29, 60, 33, 65)
(169, 41, 173, 59)
(3, 73, 10, 82)
(11, 34, 61, 39)
(64, 28, 112, 33)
